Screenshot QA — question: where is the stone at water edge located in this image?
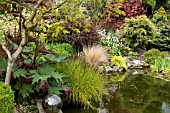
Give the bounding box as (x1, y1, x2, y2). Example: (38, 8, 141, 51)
(42, 94, 63, 113)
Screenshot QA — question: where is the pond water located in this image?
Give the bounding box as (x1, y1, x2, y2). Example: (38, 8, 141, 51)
(62, 74, 170, 113)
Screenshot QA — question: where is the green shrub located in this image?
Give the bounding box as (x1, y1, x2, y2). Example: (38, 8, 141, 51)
(0, 82, 14, 113)
(144, 48, 168, 65)
(45, 43, 73, 55)
(55, 60, 105, 109)
(111, 56, 128, 70)
(151, 12, 170, 51)
(120, 15, 157, 49)
(152, 13, 167, 25)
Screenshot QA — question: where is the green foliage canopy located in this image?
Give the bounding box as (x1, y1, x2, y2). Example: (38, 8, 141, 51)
(120, 15, 157, 49)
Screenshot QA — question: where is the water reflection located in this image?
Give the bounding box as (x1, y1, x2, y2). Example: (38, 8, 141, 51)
(62, 75, 170, 113)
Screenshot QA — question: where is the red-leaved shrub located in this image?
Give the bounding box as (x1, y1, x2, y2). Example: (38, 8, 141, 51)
(103, 0, 145, 29)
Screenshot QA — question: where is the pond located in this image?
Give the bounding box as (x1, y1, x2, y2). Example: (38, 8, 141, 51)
(62, 73, 170, 113)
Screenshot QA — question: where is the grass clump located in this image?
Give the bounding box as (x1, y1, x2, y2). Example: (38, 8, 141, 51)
(153, 58, 170, 75)
(0, 82, 14, 113)
(55, 60, 106, 109)
(83, 45, 108, 67)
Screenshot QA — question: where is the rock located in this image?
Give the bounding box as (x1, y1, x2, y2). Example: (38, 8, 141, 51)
(105, 66, 113, 73)
(134, 48, 146, 58)
(132, 59, 141, 67)
(98, 108, 107, 113)
(125, 57, 149, 69)
(141, 61, 150, 68)
(112, 66, 124, 72)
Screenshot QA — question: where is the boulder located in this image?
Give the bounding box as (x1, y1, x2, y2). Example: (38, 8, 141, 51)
(125, 57, 149, 69)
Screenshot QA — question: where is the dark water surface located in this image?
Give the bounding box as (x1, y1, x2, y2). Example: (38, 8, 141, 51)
(62, 75, 170, 113)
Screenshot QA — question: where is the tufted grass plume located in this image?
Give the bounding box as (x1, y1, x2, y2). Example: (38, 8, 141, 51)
(83, 45, 108, 67)
(55, 60, 106, 109)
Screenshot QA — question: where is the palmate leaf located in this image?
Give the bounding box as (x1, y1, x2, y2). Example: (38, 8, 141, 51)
(51, 71, 66, 83)
(48, 85, 68, 95)
(14, 82, 33, 99)
(37, 63, 56, 75)
(48, 85, 62, 95)
(22, 46, 33, 53)
(45, 54, 68, 62)
(30, 70, 41, 84)
(30, 63, 66, 84)
(13, 69, 27, 78)
(0, 58, 18, 73)
(19, 84, 34, 99)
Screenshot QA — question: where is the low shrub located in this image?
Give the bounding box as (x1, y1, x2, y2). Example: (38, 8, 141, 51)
(0, 82, 14, 113)
(111, 56, 127, 70)
(45, 43, 73, 55)
(144, 48, 168, 65)
(55, 60, 106, 109)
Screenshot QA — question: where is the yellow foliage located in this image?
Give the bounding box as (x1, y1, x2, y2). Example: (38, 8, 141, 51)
(155, 6, 167, 16)
(111, 56, 128, 70)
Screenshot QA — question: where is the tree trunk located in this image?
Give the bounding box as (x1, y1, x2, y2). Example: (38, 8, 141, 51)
(5, 59, 15, 85)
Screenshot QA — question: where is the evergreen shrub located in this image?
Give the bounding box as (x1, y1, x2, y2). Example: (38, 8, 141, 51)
(0, 82, 14, 113)
(120, 15, 157, 49)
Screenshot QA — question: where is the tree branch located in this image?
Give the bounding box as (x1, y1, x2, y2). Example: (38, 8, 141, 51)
(0, 41, 12, 60)
(42, 0, 68, 15)
(12, 31, 28, 59)
(29, 0, 45, 22)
